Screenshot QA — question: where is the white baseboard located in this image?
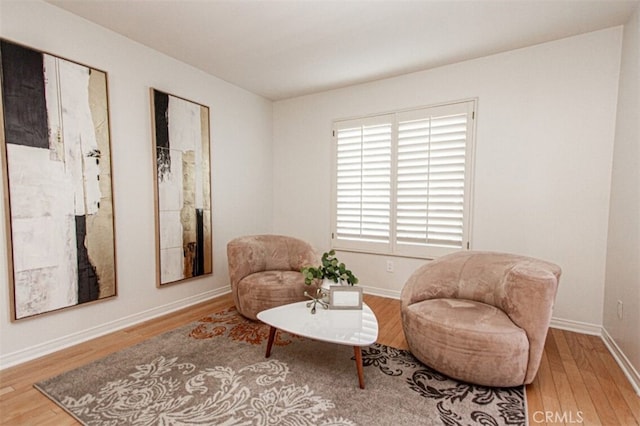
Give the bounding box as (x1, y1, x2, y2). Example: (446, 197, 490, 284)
(0, 286, 231, 370)
(601, 327, 640, 396)
(361, 285, 401, 300)
(549, 317, 602, 336)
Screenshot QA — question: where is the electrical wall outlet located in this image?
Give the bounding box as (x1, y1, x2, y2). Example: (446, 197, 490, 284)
(386, 260, 394, 273)
(617, 300, 624, 320)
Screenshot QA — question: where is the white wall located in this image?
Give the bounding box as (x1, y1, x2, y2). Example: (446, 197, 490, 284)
(0, 1, 273, 367)
(604, 5, 640, 390)
(273, 28, 623, 328)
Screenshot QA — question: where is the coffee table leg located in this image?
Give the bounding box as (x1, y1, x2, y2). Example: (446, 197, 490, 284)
(265, 326, 277, 358)
(354, 346, 365, 389)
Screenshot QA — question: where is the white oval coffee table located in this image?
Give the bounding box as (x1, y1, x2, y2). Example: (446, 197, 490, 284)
(256, 301, 379, 389)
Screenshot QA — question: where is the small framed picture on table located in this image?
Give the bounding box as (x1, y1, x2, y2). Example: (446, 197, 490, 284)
(329, 286, 363, 310)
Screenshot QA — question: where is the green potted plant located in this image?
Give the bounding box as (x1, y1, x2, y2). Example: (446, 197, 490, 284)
(301, 250, 359, 287)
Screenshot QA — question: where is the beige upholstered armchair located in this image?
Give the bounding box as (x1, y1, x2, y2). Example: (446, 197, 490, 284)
(401, 251, 561, 387)
(227, 235, 319, 320)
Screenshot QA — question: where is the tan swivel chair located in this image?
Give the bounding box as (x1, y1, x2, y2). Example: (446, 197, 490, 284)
(227, 234, 319, 320)
(401, 251, 561, 387)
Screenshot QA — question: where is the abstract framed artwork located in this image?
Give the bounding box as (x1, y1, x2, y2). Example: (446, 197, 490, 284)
(150, 89, 212, 286)
(0, 39, 117, 320)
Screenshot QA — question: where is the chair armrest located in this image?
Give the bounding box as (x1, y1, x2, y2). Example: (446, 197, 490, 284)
(499, 261, 561, 383)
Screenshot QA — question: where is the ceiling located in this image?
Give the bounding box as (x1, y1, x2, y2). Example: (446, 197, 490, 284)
(46, 0, 639, 101)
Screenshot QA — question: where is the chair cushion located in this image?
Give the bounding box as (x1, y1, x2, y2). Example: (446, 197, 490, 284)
(403, 298, 529, 387)
(236, 271, 308, 320)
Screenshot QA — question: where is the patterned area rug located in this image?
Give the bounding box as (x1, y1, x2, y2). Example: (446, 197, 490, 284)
(35, 307, 525, 425)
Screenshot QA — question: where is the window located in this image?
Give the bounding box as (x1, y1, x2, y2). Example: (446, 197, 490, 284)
(331, 100, 476, 259)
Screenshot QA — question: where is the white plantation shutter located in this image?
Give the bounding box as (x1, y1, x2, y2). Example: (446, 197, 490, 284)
(395, 103, 472, 255)
(334, 115, 393, 250)
(332, 100, 475, 258)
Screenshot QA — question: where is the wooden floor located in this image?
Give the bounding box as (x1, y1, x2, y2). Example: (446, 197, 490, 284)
(1, 293, 638, 425)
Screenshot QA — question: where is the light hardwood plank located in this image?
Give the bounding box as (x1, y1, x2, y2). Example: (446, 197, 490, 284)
(596, 341, 640, 424)
(525, 379, 547, 426)
(582, 334, 638, 425)
(552, 329, 600, 425)
(537, 346, 565, 424)
(546, 329, 581, 424)
(573, 333, 621, 425)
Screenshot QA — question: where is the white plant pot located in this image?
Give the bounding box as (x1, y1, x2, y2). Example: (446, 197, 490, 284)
(321, 278, 346, 290)
(320, 278, 344, 303)
(321, 278, 333, 291)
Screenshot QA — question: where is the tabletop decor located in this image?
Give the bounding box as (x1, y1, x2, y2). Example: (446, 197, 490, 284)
(301, 250, 359, 313)
(303, 287, 328, 314)
(301, 250, 359, 287)
(329, 286, 363, 310)
(0, 39, 116, 320)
